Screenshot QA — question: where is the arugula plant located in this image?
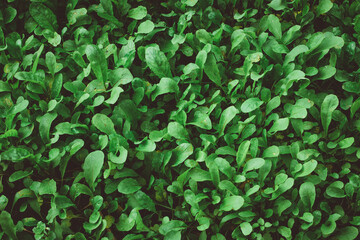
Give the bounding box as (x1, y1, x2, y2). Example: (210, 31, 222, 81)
(0, 0, 360, 239)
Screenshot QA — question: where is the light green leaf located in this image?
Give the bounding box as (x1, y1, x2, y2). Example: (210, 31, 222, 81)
(220, 196, 244, 211)
(83, 151, 105, 191)
(244, 158, 265, 172)
(168, 122, 188, 139)
(152, 78, 179, 100)
(266, 96, 281, 115)
(321, 94, 338, 136)
(189, 110, 212, 130)
(138, 20, 155, 34)
(269, 118, 289, 134)
(145, 46, 172, 78)
(240, 222, 253, 236)
(39, 113, 57, 143)
(128, 6, 147, 20)
(236, 140, 250, 167)
(317, 0, 333, 15)
(204, 53, 222, 86)
(85, 44, 108, 83)
(219, 106, 239, 135)
(268, 14, 282, 39)
(172, 143, 194, 167)
(136, 139, 156, 152)
(338, 137, 354, 149)
(118, 178, 141, 194)
(299, 182, 315, 209)
(241, 98, 264, 113)
(105, 87, 124, 104)
(92, 113, 116, 135)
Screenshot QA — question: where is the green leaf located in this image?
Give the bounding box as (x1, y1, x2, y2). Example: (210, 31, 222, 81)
(333, 226, 359, 240)
(92, 113, 116, 135)
(9, 170, 33, 182)
(321, 94, 339, 136)
(172, 143, 194, 167)
(0, 211, 17, 240)
(315, 66, 336, 80)
(240, 222, 253, 236)
(244, 158, 265, 172)
(45, 52, 56, 76)
(338, 137, 354, 149)
(128, 6, 147, 20)
(29, 3, 57, 31)
(136, 139, 156, 152)
(189, 110, 212, 130)
(219, 106, 239, 135)
(220, 196, 244, 211)
(266, 96, 281, 115)
(145, 46, 172, 78)
(269, 118, 289, 134)
(241, 98, 264, 113)
(109, 68, 134, 86)
(268, 0, 287, 10)
(128, 190, 156, 212)
(138, 20, 155, 34)
(204, 53, 222, 86)
(299, 182, 316, 209)
(39, 179, 57, 195)
(296, 160, 318, 178)
(316, 0, 333, 15)
(236, 140, 251, 167)
(152, 78, 179, 100)
(85, 44, 108, 83)
(39, 113, 57, 143)
(268, 14, 282, 39)
(1, 147, 31, 162)
(168, 122, 188, 139)
(83, 151, 105, 191)
(118, 178, 141, 194)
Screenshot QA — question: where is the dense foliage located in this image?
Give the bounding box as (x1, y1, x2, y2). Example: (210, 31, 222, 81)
(1, 0, 360, 239)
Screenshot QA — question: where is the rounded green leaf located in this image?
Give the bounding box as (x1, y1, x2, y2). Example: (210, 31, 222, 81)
(241, 98, 264, 113)
(83, 151, 105, 191)
(92, 113, 115, 135)
(118, 178, 141, 194)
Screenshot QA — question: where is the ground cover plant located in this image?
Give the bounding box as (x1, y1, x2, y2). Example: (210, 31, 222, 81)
(0, 0, 360, 239)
